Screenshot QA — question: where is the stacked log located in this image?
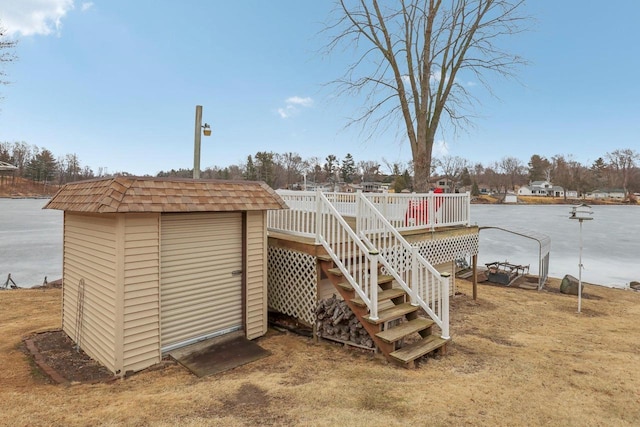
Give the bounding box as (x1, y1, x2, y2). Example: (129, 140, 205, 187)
(315, 295, 374, 348)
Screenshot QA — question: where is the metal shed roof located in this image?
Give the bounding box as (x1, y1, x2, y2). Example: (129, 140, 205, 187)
(44, 176, 288, 213)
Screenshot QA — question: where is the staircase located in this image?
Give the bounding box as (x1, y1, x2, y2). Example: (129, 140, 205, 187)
(318, 255, 449, 368)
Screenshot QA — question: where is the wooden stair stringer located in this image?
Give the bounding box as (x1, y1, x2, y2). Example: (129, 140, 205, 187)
(318, 258, 449, 368)
(319, 260, 394, 356)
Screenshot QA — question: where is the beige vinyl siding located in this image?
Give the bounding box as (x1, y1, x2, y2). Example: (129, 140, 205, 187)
(62, 213, 118, 373)
(245, 211, 268, 339)
(160, 212, 243, 351)
(121, 214, 161, 373)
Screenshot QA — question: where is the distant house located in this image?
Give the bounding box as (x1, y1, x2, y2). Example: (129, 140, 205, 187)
(550, 186, 565, 198)
(516, 186, 532, 196)
(339, 183, 363, 193)
(304, 182, 333, 192)
(432, 177, 455, 193)
(361, 182, 388, 193)
(518, 181, 575, 198)
(477, 184, 491, 195)
(585, 189, 626, 200)
(517, 180, 553, 196)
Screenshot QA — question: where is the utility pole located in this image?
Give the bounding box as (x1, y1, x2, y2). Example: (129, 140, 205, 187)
(193, 105, 203, 179)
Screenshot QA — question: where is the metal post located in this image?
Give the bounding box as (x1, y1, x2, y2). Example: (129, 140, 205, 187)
(193, 105, 203, 179)
(578, 220, 583, 313)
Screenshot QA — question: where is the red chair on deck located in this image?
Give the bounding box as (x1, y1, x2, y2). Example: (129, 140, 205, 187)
(404, 188, 444, 226)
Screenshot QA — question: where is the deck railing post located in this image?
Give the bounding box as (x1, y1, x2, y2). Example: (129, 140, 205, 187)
(410, 246, 419, 306)
(440, 272, 451, 339)
(466, 191, 471, 226)
(429, 191, 435, 231)
(315, 190, 322, 244)
(369, 253, 379, 321)
(355, 190, 362, 234)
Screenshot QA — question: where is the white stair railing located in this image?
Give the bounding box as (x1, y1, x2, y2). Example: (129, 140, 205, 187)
(356, 193, 450, 339)
(315, 192, 380, 320)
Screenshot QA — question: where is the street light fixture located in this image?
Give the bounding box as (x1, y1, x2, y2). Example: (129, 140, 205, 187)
(193, 105, 212, 179)
(569, 203, 593, 313)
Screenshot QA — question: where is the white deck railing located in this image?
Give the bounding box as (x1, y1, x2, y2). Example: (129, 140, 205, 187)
(268, 189, 462, 339)
(356, 195, 449, 339)
(270, 190, 470, 235)
(315, 192, 380, 320)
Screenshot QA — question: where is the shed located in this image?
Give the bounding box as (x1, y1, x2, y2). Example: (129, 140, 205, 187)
(45, 176, 287, 376)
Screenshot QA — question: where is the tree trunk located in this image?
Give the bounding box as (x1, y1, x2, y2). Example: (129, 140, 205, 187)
(413, 134, 434, 193)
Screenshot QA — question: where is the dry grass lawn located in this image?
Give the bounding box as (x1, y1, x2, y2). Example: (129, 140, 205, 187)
(2, 279, 639, 426)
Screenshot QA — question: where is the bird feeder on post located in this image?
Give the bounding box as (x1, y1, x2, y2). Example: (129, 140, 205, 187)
(569, 203, 593, 313)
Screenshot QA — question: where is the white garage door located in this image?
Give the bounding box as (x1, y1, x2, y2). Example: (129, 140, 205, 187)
(160, 212, 243, 352)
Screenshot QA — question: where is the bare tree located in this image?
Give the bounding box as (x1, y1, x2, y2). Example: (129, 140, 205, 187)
(606, 148, 639, 197)
(358, 159, 381, 182)
(1, 22, 18, 99)
(306, 156, 323, 183)
(550, 154, 571, 199)
(435, 155, 468, 193)
(277, 152, 305, 188)
(498, 156, 525, 192)
(324, 0, 528, 191)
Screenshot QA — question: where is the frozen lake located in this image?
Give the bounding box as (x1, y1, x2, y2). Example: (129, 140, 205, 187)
(472, 204, 640, 288)
(0, 199, 638, 288)
(0, 198, 62, 288)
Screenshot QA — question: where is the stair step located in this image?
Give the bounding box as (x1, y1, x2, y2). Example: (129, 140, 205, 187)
(363, 303, 418, 325)
(376, 318, 435, 343)
(327, 268, 392, 283)
(317, 254, 333, 262)
(390, 335, 449, 364)
(351, 288, 406, 307)
(335, 281, 355, 291)
(327, 267, 388, 278)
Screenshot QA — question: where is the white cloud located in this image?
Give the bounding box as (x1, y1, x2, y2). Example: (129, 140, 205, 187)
(81, 2, 93, 12)
(277, 96, 313, 119)
(286, 96, 313, 107)
(0, 0, 75, 37)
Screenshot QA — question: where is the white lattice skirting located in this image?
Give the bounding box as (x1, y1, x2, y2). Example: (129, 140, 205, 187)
(267, 234, 478, 325)
(413, 233, 479, 265)
(267, 246, 317, 326)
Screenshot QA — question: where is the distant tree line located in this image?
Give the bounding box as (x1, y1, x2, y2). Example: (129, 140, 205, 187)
(2, 140, 639, 197)
(0, 141, 98, 185)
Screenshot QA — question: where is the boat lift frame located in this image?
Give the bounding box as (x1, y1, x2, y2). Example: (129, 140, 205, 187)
(473, 226, 551, 294)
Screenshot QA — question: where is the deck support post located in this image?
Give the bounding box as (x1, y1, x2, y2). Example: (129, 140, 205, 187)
(472, 254, 478, 300)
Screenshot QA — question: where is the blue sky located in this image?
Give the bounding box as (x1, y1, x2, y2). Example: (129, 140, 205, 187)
(1, 1, 639, 176)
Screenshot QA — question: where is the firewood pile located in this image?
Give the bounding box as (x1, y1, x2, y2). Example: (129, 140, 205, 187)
(315, 295, 374, 348)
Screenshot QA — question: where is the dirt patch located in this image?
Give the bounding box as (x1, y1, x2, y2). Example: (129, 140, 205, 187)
(24, 330, 116, 384)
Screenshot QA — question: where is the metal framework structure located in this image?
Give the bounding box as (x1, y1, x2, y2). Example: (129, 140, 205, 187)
(478, 226, 551, 290)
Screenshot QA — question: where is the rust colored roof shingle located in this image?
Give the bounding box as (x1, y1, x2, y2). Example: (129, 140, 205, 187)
(44, 177, 288, 213)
